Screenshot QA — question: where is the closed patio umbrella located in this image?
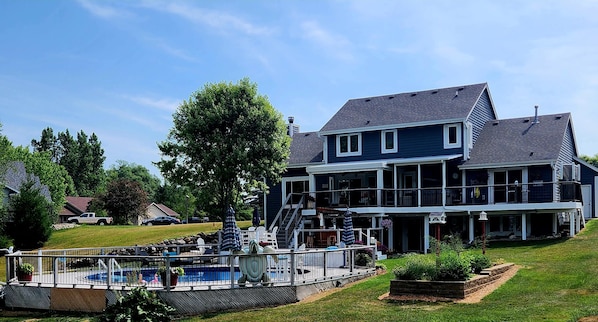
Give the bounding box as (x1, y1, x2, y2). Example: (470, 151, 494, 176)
(342, 209, 355, 246)
(221, 206, 242, 252)
(252, 207, 261, 227)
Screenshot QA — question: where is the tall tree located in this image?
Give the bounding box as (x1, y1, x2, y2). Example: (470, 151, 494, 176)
(156, 78, 290, 222)
(98, 179, 148, 225)
(31, 127, 59, 162)
(32, 128, 106, 196)
(106, 161, 161, 201)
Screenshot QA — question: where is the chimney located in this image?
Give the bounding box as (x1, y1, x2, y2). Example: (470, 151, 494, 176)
(287, 116, 299, 137)
(533, 105, 539, 124)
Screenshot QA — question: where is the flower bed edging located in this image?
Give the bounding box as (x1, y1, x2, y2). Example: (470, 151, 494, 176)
(389, 263, 514, 299)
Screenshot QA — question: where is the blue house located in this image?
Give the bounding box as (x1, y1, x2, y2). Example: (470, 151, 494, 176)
(265, 83, 598, 253)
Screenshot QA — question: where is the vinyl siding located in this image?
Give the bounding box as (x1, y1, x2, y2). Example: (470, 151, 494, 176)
(326, 124, 461, 163)
(467, 89, 496, 146)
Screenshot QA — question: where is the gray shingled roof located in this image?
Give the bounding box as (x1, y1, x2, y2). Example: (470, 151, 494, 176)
(320, 83, 488, 133)
(288, 132, 324, 166)
(2, 161, 52, 202)
(463, 113, 572, 167)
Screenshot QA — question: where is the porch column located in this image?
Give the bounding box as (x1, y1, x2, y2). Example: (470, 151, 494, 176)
(468, 213, 475, 243)
(442, 160, 447, 206)
(376, 169, 384, 206)
(553, 213, 558, 236)
(576, 210, 581, 234)
(521, 213, 527, 241)
(423, 215, 430, 254)
(569, 212, 575, 237)
(309, 174, 316, 199)
(417, 164, 422, 206)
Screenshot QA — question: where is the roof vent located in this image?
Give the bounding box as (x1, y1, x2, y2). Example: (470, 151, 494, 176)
(366, 120, 370, 125)
(458, 87, 465, 91)
(555, 115, 562, 120)
(523, 119, 530, 123)
(365, 99, 371, 102)
(410, 93, 417, 97)
(431, 90, 438, 94)
(388, 96, 394, 99)
(492, 120, 499, 126)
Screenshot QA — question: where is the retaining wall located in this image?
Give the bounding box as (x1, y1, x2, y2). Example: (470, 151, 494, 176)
(389, 263, 514, 299)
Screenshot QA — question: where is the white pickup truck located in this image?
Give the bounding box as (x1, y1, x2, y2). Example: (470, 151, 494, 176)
(67, 212, 113, 225)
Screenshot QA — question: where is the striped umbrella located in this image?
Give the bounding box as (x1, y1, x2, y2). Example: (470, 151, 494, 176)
(252, 207, 261, 227)
(221, 206, 242, 251)
(342, 209, 355, 246)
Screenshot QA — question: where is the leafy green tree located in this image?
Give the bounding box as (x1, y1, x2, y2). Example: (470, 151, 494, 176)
(98, 179, 148, 225)
(581, 154, 598, 168)
(154, 182, 198, 220)
(106, 161, 161, 201)
(32, 128, 106, 196)
(156, 78, 290, 222)
(6, 180, 54, 250)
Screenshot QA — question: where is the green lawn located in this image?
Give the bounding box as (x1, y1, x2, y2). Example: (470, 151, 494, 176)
(2, 220, 598, 321)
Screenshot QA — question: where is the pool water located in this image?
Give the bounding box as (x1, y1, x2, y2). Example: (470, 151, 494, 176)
(87, 266, 278, 283)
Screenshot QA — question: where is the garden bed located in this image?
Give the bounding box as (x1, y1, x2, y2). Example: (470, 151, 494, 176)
(386, 263, 515, 301)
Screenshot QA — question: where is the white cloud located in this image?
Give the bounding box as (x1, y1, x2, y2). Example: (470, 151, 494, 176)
(122, 95, 180, 112)
(76, 0, 129, 19)
(299, 21, 354, 62)
(141, 1, 274, 36)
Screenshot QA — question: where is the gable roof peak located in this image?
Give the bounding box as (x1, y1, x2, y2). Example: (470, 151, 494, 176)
(320, 82, 489, 133)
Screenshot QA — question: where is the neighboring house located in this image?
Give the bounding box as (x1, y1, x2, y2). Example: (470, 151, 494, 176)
(58, 196, 93, 223)
(142, 203, 180, 225)
(265, 83, 598, 253)
(1, 161, 52, 211)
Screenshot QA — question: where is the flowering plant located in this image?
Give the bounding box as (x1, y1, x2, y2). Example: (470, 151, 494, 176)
(381, 219, 393, 230)
(157, 266, 184, 276)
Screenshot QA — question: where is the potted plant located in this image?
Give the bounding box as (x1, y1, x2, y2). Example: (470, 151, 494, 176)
(157, 266, 184, 287)
(17, 262, 34, 281)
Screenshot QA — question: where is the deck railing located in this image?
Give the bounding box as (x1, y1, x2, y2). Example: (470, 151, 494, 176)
(5, 245, 376, 291)
(308, 181, 581, 209)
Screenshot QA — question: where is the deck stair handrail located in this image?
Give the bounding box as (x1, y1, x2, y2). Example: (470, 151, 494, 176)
(282, 194, 305, 248)
(269, 193, 293, 232)
(269, 193, 305, 248)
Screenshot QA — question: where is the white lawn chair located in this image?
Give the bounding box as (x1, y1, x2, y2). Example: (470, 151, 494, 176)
(190, 237, 205, 255)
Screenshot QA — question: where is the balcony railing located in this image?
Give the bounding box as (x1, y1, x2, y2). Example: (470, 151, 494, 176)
(308, 181, 581, 209)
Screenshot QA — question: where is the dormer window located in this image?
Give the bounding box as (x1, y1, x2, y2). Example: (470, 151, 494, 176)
(443, 123, 462, 149)
(337, 133, 361, 157)
(381, 129, 398, 154)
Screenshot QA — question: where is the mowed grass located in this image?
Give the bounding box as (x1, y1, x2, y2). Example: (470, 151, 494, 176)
(44, 222, 230, 249)
(2, 220, 598, 321)
(187, 221, 598, 322)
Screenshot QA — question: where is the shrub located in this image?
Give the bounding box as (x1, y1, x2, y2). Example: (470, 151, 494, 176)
(393, 254, 436, 280)
(469, 253, 492, 274)
(434, 251, 471, 281)
(355, 252, 374, 267)
(101, 287, 175, 322)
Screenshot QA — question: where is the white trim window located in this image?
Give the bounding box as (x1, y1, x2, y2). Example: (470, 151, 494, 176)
(336, 133, 361, 157)
(443, 124, 462, 149)
(381, 129, 398, 154)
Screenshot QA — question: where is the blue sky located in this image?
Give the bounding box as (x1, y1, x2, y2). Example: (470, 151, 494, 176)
(1, 0, 597, 178)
